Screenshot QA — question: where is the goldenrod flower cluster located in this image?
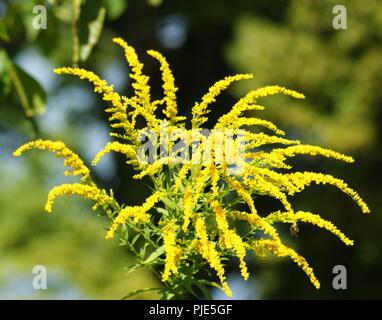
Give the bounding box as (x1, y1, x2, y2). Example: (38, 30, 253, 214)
(162, 220, 182, 282)
(13, 38, 370, 298)
(13, 140, 90, 180)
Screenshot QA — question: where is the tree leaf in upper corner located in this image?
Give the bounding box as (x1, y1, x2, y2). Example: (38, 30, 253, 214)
(147, 0, 163, 7)
(71, 0, 82, 66)
(7, 57, 47, 117)
(105, 0, 127, 20)
(78, 0, 106, 62)
(0, 49, 12, 98)
(0, 20, 10, 42)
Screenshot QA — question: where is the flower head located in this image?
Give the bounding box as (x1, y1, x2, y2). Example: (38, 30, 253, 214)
(14, 37, 370, 298)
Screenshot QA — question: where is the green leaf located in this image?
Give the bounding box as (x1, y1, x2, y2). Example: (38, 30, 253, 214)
(184, 282, 197, 297)
(121, 223, 128, 239)
(3, 51, 46, 117)
(198, 279, 223, 290)
(161, 197, 177, 210)
(78, 0, 106, 62)
(155, 207, 168, 216)
(194, 283, 213, 299)
(177, 181, 185, 193)
(105, 0, 127, 20)
(125, 263, 144, 276)
(142, 245, 165, 265)
(0, 50, 12, 98)
(131, 233, 141, 246)
(139, 242, 150, 260)
(121, 287, 162, 300)
(72, 0, 81, 66)
(147, 0, 163, 7)
(0, 20, 10, 42)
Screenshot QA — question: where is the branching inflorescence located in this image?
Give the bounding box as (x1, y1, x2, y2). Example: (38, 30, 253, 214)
(13, 38, 370, 299)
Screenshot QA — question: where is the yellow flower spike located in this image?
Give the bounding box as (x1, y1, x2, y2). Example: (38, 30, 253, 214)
(251, 85, 305, 100)
(182, 184, 194, 232)
(246, 151, 292, 169)
(162, 220, 182, 281)
(45, 183, 110, 213)
(221, 283, 233, 298)
(215, 85, 304, 129)
(147, 50, 185, 123)
(132, 156, 179, 179)
(106, 206, 146, 240)
(141, 190, 166, 212)
(285, 171, 370, 213)
(17, 37, 370, 297)
(92, 141, 138, 166)
(215, 104, 264, 130)
(245, 132, 300, 149)
(194, 166, 209, 191)
(194, 218, 232, 297)
(53, 68, 113, 98)
(241, 163, 297, 198)
(266, 211, 354, 246)
(271, 145, 355, 163)
(113, 37, 151, 108)
(173, 163, 192, 193)
(226, 177, 281, 241)
(192, 74, 253, 128)
(106, 191, 164, 239)
(182, 165, 209, 232)
(210, 162, 219, 196)
(13, 139, 90, 180)
(179, 165, 210, 232)
(130, 105, 162, 132)
(254, 239, 320, 289)
(211, 201, 249, 280)
(242, 171, 292, 212)
(173, 133, 206, 193)
(54, 67, 132, 134)
(228, 117, 285, 135)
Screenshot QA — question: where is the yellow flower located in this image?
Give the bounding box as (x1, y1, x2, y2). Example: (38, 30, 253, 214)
(182, 183, 194, 232)
(45, 183, 111, 213)
(195, 218, 232, 297)
(13, 139, 90, 180)
(285, 171, 370, 213)
(181, 166, 209, 232)
(252, 239, 320, 289)
(211, 201, 249, 280)
(215, 85, 304, 129)
(105, 206, 149, 240)
(226, 117, 285, 135)
(173, 162, 192, 192)
(54, 67, 133, 136)
(192, 74, 253, 128)
(271, 145, 354, 163)
(242, 171, 292, 212)
(266, 211, 354, 246)
(141, 190, 165, 212)
(226, 177, 281, 241)
(210, 162, 219, 196)
(147, 50, 185, 123)
(105, 191, 164, 239)
(92, 141, 138, 166)
(14, 37, 371, 298)
(113, 38, 151, 109)
(132, 156, 179, 179)
(245, 131, 300, 149)
(162, 220, 182, 281)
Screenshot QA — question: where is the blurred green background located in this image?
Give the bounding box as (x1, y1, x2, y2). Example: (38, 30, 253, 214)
(0, 0, 381, 299)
